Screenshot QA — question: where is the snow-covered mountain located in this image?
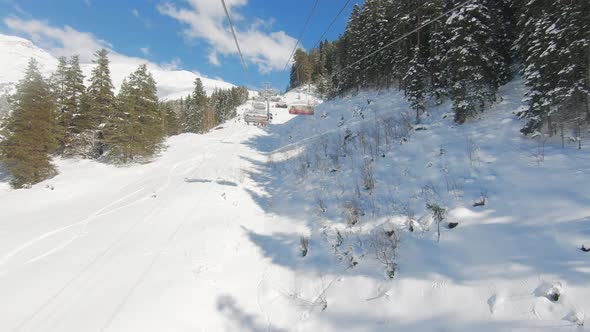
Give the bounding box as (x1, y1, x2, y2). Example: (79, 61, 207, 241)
(0, 34, 235, 100)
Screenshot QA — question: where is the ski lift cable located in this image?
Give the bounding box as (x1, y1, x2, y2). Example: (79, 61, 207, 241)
(331, 0, 477, 79)
(220, 0, 251, 84)
(312, 0, 352, 50)
(281, 0, 321, 73)
(289, 0, 352, 78)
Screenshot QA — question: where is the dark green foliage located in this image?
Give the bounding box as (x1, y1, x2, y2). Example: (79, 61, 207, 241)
(0, 59, 59, 188)
(103, 64, 164, 162)
(173, 81, 247, 134)
(160, 101, 181, 136)
(290, 49, 313, 89)
(87, 49, 115, 128)
(291, 0, 590, 128)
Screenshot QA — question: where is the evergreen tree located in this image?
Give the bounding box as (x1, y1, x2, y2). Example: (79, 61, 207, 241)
(87, 49, 115, 128)
(86, 49, 115, 156)
(160, 101, 181, 136)
(362, 0, 388, 87)
(104, 64, 163, 162)
(444, 1, 506, 123)
(61, 55, 86, 146)
(50, 56, 68, 117)
(0, 59, 59, 188)
(517, 0, 589, 135)
(346, 4, 365, 89)
(405, 46, 427, 122)
(67, 56, 88, 129)
(191, 78, 208, 133)
(290, 49, 312, 89)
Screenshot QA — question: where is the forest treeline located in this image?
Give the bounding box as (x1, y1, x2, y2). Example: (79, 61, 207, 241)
(0, 51, 248, 188)
(290, 0, 589, 134)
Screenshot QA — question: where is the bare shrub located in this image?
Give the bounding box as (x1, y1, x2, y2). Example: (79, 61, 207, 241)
(362, 158, 375, 191)
(316, 197, 327, 215)
(371, 226, 400, 279)
(300, 236, 309, 257)
(344, 200, 362, 226)
(466, 134, 481, 167)
(441, 166, 464, 200)
(420, 182, 440, 203)
(473, 190, 488, 207)
(426, 203, 447, 243)
(530, 134, 548, 164)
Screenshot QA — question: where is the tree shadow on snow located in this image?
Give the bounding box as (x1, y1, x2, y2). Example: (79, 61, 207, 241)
(0, 163, 10, 184)
(216, 294, 287, 332)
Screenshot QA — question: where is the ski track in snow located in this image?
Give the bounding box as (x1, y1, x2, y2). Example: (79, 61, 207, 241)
(0, 187, 147, 271)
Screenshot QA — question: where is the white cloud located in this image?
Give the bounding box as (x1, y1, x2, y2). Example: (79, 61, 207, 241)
(131, 9, 140, 18)
(140, 46, 150, 56)
(208, 51, 220, 67)
(4, 17, 111, 63)
(158, 0, 297, 73)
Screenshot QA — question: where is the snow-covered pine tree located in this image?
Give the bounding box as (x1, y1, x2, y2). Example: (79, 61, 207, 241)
(424, 0, 447, 103)
(0, 59, 59, 188)
(516, 0, 560, 134)
(554, 0, 590, 132)
(345, 4, 364, 90)
(405, 46, 427, 123)
(362, 0, 388, 87)
(444, 1, 506, 124)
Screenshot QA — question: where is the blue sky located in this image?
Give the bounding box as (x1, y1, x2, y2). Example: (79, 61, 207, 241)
(0, 0, 355, 91)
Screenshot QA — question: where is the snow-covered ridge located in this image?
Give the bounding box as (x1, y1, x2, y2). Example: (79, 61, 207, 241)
(0, 34, 235, 100)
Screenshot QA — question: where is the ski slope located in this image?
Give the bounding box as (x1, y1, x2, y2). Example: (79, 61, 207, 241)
(1, 80, 590, 331)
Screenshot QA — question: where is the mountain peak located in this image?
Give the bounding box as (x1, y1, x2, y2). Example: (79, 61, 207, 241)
(0, 33, 236, 100)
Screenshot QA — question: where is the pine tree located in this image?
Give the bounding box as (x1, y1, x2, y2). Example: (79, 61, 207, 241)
(444, 1, 506, 123)
(87, 49, 115, 128)
(0, 59, 59, 188)
(67, 56, 88, 132)
(50, 56, 68, 117)
(191, 78, 208, 133)
(405, 46, 427, 122)
(518, 0, 589, 135)
(104, 64, 163, 162)
(160, 101, 180, 136)
(59, 55, 86, 148)
(290, 49, 312, 89)
(346, 4, 365, 89)
(362, 0, 388, 87)
(86, 49, 115, 156)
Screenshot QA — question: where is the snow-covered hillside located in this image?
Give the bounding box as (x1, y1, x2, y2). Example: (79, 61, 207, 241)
(0, 79, 589, 331)
(0, 34, 235, 99)
(250, 78, 590, 330)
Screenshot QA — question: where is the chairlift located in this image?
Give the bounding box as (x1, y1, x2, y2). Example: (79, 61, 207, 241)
(289, 104, 314, 115)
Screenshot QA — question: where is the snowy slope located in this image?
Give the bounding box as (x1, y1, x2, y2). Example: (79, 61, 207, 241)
(0, 34, 235, 99)
(1, 80, 589, 331)
(247, 78, 590, 331)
